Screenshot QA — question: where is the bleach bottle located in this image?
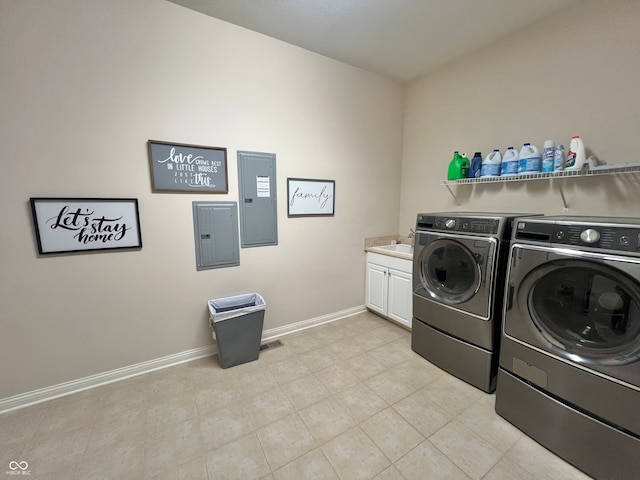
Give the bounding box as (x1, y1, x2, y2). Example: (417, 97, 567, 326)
(501, 147, 519, 176)
(481, 149, 501, 177)
(541, 140, 555, 173)
(518, 143, 542, 173)
(565, 136, 586, 171)
(469, 152, 483, 178)
(447, 151, 469, 180)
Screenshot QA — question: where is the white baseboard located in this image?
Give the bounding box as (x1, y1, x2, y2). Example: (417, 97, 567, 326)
(0, 345, 217, 415)
(0, 305, 366, 414)
(262, 305, 366, 341)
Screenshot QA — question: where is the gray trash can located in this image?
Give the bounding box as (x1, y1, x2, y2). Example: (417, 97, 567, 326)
(208, 293, 266, 369)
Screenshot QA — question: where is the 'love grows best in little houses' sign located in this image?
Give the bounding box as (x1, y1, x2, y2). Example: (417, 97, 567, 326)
(148, 140, 228, 193)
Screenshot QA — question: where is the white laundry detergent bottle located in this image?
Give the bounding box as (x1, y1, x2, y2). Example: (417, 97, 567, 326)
(481, 149, 502, 177)
(501, 147, 519, 176)
(518, 143, 542, 174)
(565, 136, 586, 171)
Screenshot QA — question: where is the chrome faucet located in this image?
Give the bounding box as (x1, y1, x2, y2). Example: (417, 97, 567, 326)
(408, 228, 415, 239)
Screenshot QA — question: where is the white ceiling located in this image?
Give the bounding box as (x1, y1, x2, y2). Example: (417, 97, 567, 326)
(168, 0, 579, 83)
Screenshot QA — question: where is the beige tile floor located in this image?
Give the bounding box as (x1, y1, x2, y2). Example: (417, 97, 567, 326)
(0, 312, 593, 480)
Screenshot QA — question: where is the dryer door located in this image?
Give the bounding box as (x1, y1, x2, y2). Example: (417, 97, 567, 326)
(413, 232, 497, 319)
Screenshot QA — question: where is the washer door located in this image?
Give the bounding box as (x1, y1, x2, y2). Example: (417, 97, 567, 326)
(414, 232, 496, 319)
(505, 244, 640, 388)
(521, 260, 640, 366)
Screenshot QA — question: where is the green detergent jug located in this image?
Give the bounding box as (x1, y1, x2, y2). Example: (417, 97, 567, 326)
(447, 151, 469, 180)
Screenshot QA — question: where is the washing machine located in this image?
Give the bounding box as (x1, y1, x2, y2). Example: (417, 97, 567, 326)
(411, 212, 538, 393)
(496, 216, 640, 480)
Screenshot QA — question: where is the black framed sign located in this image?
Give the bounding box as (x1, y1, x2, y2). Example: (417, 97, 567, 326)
(30, 198, 142, 255)
(287, 178, 335, 217)
(148, 140, 228, 193)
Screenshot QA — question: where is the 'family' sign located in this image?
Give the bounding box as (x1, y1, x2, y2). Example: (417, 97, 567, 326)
(287, 178, 335, 217)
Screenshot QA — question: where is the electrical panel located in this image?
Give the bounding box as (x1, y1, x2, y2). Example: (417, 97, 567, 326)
(237, 151, 278, 248)
(192, 201, 239, 270)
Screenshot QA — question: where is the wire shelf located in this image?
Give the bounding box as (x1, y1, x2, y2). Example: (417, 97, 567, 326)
(440, 164, 640, 186)
(439, 164, 640, 210)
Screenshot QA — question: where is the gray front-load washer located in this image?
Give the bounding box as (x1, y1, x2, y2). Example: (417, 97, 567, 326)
(411, 212, 538, 392)
(496, 215, 640, 480)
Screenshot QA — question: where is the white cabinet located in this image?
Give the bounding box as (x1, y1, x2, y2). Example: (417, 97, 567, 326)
(365, 252, 412, 329)
(366, 262, 388, 315)
(387, 269, 412, 326)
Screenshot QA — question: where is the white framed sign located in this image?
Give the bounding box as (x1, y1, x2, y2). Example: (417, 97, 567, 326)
(287, 178, 335, 217)
(30, 198, 142, 255)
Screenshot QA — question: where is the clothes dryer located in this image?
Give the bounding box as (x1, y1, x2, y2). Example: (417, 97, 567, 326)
(411, 212, 538, 392)
(496, 216, 640, 480)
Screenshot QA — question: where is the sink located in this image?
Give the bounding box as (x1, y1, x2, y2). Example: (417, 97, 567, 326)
(377, 244, 413, 254)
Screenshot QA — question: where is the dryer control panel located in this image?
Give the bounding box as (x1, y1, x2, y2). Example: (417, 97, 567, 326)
(417, 214, 499, 235)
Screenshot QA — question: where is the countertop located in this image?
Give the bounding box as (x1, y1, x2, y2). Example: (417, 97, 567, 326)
(364, 235, 414, 261)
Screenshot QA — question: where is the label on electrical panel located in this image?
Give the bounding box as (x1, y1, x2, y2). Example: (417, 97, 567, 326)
(257, 176, 270, 197)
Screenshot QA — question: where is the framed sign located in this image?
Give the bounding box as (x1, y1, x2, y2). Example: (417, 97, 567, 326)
(30, 198, 142, 255)
(148, 140, 228, 193)
(287, 178, 335, 217)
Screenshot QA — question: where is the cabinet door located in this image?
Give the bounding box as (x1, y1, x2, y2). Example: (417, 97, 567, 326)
(388, 269, 412, 328)
(366, 263, 387, 315)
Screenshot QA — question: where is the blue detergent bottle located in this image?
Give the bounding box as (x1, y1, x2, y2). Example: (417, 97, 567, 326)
(469, 152, 483, 178)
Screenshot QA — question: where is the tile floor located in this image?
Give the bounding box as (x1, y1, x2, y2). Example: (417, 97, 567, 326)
(0, 312, 593, 480)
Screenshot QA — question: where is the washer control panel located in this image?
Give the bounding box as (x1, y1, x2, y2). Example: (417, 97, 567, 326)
(556, 224, 640, 252)
(516, 220, 640, 253)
